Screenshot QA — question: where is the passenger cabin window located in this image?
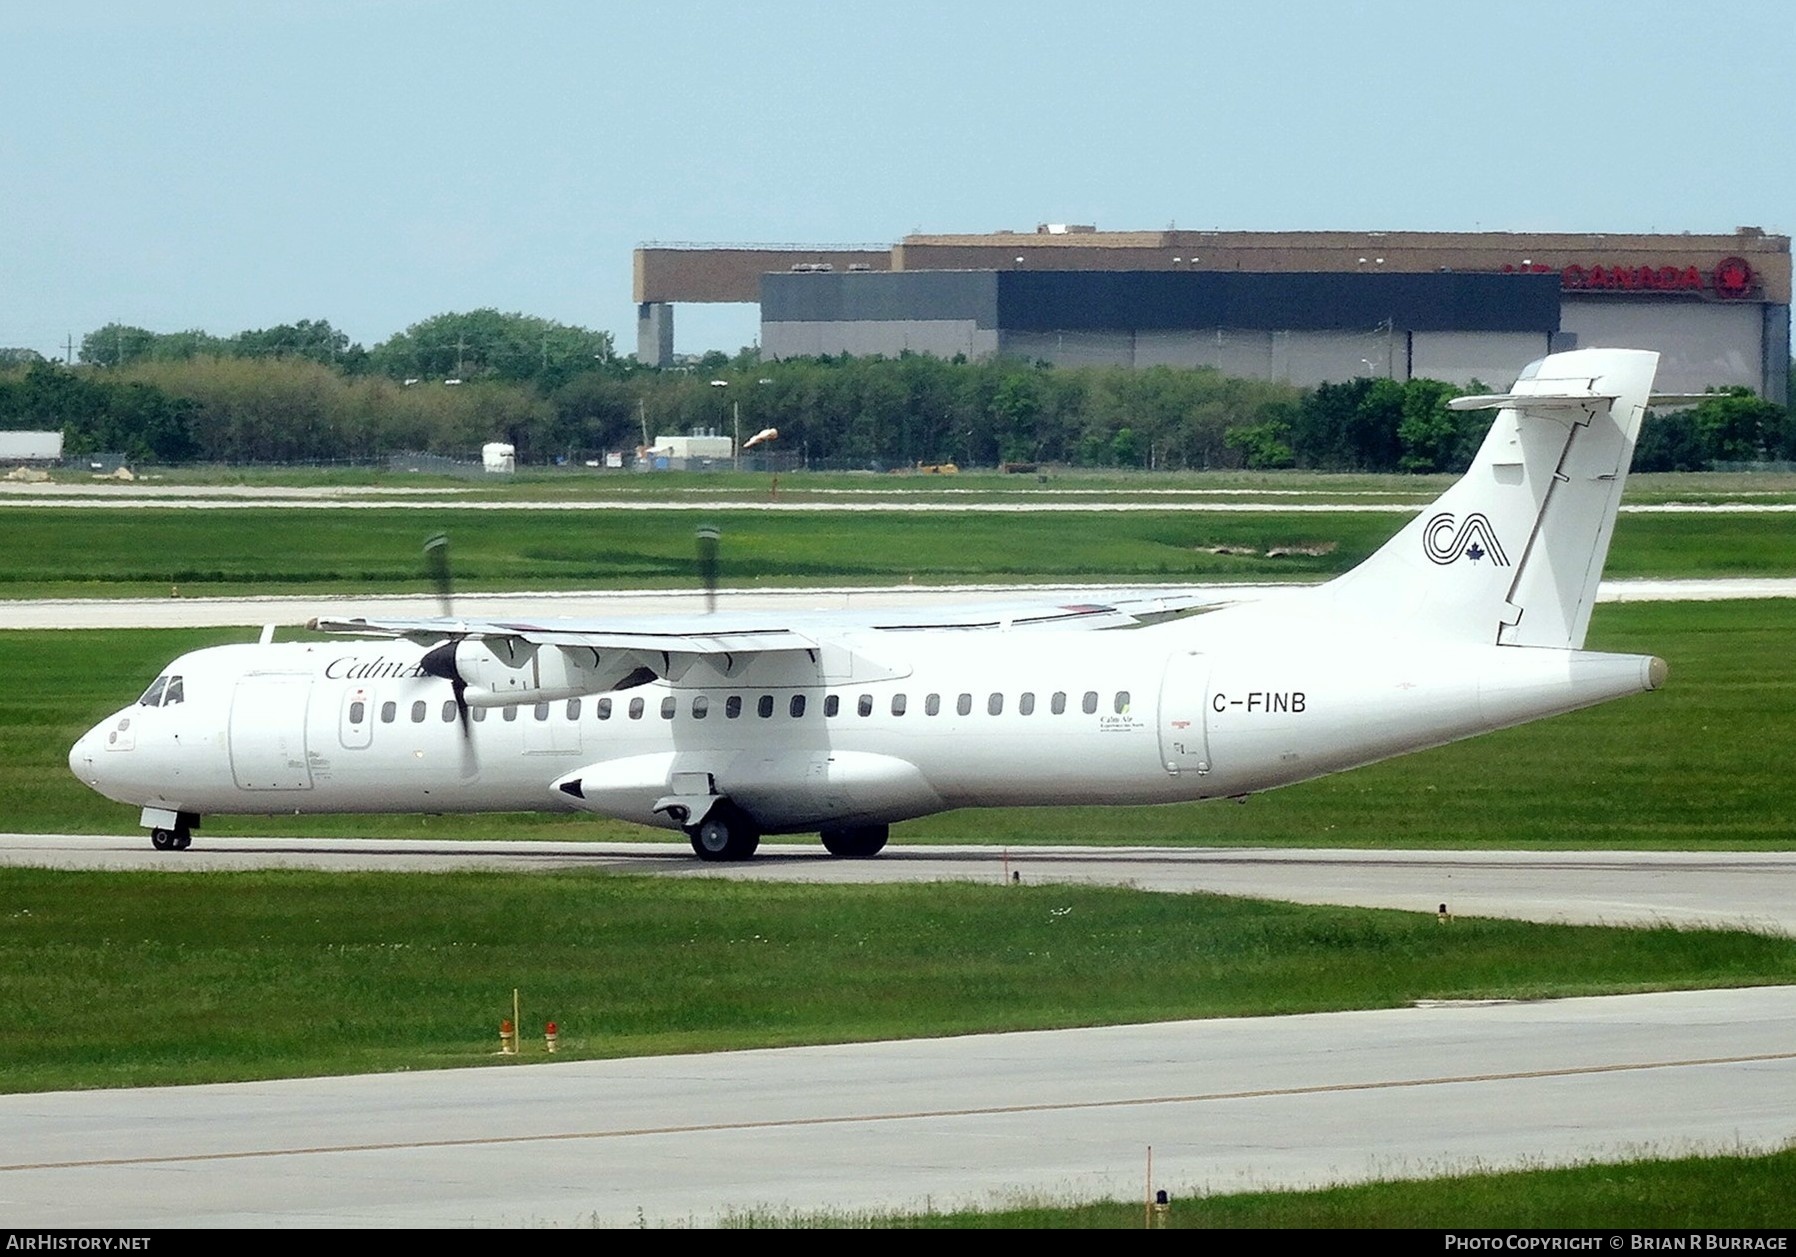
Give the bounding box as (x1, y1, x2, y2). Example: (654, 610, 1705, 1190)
(891, 694, 906, 717)
(660, 697, 676, 720)
(349, 700, 366, 724)
(790, 695, 806, 718)
(957, 693, 972, 716)
(628, 698, 645, 720)
(534, 702, 550, 722)
(1019, 692, 1035, 716)
(1082, 691, 1099, 715)
(726, 695, 742, 719)
(925, 693, 940, 716)
(412, 701, 428, 723)
(472, 706, 488, 723)
(1114, 691, 1131, 715)
(381, 701, 397, 723)
(503, 706, 519, 722)
(824, 695, 839, 717)
(857, 694, 873, 717)
(1051, 691, 1067, 715)
(987, 692, 1004, 716)
(597, 698, 612, 720)
(441, 700, 457, 723)
(692, 696, 709, 719)
(566, 698, 582, 720)
(757, 695, 774, 718)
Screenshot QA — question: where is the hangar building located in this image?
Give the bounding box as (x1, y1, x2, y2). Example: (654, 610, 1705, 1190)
(634, 227, 1790, 403)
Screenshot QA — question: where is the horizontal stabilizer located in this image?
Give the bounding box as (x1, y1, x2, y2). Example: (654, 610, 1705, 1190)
(1448, 388, 1616, 412)
(1455, 391, 1713, 413)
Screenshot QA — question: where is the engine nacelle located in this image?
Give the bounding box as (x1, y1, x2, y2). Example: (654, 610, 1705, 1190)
(425, 638, 655, 707)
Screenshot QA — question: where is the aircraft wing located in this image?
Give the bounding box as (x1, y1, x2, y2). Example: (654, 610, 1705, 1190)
(851, 587, 1250, 632)
(309, 616, 821, 653)
(307, 587, 1251, 650)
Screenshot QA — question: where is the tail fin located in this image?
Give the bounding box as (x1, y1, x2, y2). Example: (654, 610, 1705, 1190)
(1317, 348, 1659, 649)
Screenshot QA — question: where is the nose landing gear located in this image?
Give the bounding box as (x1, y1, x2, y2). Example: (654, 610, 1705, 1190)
(150, 826, 192, 851)
(143, 808, 199, 852)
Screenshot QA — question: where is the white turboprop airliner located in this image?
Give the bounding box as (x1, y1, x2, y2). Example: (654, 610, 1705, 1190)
(71, 348, 1668, 862)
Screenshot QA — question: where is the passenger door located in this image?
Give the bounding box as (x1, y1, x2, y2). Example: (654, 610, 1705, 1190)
(229, 674, 315, 790)
(1156, 649, 1212, 777)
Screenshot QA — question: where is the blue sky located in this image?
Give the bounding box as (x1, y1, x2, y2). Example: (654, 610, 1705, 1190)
(4, 1, 1791, 360)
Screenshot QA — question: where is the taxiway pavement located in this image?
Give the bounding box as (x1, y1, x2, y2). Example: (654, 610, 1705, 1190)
(5, 840, 1793, 1224)
(5, 836, 1794, 935)
(2, 985, 1791, 1226)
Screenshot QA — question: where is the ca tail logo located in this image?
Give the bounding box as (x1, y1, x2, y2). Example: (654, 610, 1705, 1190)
(1424, 512, 1509, 566)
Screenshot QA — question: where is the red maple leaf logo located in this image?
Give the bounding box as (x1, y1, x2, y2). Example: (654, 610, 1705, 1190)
(1713, 257, 1753, 298)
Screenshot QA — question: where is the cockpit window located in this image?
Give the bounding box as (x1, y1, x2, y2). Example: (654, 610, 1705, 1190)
(137, 675, 186, 707)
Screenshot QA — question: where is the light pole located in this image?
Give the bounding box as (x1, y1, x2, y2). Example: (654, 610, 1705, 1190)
(709, 379, 738, 471)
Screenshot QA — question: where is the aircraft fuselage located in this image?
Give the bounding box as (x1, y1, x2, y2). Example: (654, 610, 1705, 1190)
(69, 608, 1661, 841)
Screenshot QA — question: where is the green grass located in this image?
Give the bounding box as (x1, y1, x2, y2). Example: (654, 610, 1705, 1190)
(0, 500, 1792, 598)
(48, 463, 1796, 502)
(3, 869, 1793, 1093)
(13, 599, 1795, 848)
(748, 1146, 1796, 1228)
(0, 506, 1400, 596)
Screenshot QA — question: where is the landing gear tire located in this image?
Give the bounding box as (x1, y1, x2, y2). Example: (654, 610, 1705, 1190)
(687, 804, 761, 862)
(150, 827, 190, 852)
(821, 824, 888, 858)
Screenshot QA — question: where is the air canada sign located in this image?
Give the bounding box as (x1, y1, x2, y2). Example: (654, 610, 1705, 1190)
(1502, 257, 1756, 298)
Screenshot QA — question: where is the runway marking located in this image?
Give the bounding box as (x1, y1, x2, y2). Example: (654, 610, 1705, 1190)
(6, 1048, 1792, 1173)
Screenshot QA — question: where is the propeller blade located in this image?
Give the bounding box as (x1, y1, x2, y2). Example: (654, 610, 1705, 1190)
(696, 525, 720, 615)
(424, 533, 453, 617)
(420, 639, 477, 773)
(450, 677, 476, 776)
(419, 550, 476, 773)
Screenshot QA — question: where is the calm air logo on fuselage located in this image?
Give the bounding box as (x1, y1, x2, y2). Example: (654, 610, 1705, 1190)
(1423, 512, 1509, 566)
(323, 656, 429, 681)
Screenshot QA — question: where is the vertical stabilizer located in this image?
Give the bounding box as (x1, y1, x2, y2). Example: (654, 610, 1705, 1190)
(1316, 348, 1658, 649)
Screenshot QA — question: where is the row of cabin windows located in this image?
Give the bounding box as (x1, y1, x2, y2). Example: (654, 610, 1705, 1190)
(347, 690, 1131, 727)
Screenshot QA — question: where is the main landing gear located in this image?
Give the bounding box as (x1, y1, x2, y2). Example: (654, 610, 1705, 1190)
(687, 802, 761, 863)
(820, 824, 888, 858)
(681, 806, 890, 862)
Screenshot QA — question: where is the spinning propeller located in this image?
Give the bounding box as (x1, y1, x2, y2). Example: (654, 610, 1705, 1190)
(417, 533, 475, 771)
(411, 526, 724, 773)
(696, 524, 720, 614)
(423, 531, 454, 616)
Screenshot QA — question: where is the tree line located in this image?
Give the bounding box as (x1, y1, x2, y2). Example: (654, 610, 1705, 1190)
(1, 310, 1790, 472)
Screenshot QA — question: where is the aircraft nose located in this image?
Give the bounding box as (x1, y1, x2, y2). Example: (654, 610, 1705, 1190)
(69, 726, 97, 782)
